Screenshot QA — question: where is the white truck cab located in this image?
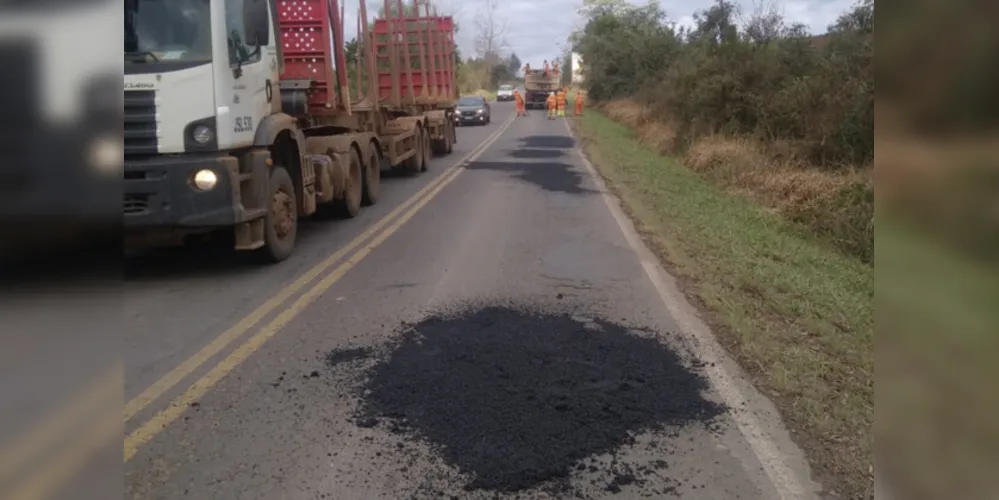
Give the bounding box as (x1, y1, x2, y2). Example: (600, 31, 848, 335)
(123, 0, 285, 250)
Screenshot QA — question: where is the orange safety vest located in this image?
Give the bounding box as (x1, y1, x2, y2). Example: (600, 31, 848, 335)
(556, 92, 566, 107)
(546, 95, 557, 108)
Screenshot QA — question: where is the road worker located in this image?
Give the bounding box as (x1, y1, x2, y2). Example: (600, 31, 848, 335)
(553, 61, 560, 74)
(546, 91, 557, 119)
(556, 87, 567, 117)
(543, 59, 550, 77)
(574, 89, 585, 116)
(514, 89, 526, 116)
(523, 62, 531, 74)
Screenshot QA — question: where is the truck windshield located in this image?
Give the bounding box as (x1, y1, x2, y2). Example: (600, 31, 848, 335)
(499, 85, 513, 91)
(124, 0, 212, 64)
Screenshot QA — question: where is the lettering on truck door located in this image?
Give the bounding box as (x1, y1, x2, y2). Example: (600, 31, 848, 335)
(222, 0, 272, 147)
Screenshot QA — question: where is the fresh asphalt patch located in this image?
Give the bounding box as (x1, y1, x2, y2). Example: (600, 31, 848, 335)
(324, 302, 727, 497)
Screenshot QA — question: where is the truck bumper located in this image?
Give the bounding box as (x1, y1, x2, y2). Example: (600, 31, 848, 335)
(124, 153, 250, 229)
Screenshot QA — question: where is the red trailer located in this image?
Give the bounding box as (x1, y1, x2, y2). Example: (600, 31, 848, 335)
(255, 0, 459, 260)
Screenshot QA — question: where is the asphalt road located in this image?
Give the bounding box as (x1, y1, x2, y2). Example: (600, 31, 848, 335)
(106, 103, 819, 499)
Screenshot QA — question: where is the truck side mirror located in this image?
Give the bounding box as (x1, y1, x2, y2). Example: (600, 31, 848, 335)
(243, 0, 270, 46)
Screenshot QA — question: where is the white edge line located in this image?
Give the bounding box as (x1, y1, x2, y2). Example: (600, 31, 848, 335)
(564, 118, 815, 500)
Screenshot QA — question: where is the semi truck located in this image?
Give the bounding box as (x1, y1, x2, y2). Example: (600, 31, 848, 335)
(123, 0, 458, 262)
(523, 68, 560, 110)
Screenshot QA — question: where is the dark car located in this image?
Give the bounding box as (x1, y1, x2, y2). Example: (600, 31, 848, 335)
(454, 95, 491, 126)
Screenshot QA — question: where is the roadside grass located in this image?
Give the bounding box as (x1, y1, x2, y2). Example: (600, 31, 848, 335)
(570, 109, 874, 498)
(597, 98, 874, 264)
(468, 89, 497, 101)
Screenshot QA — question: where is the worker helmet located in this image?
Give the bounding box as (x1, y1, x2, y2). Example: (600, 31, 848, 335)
(550, 92, 555, 96)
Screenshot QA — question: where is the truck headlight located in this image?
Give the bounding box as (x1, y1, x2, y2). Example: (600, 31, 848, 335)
(192, 125, 214, 144)
(87, 134, 123, 173)
(192, 169, 218, 191)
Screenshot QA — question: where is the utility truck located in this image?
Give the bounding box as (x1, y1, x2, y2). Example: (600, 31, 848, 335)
(123, 0, 458, 262)
(523, 68, 560, 110)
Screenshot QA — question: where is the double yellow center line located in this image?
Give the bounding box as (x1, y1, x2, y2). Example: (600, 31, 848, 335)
(123, 113, 517, 462)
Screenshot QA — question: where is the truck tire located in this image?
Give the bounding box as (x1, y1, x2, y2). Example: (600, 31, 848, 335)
(338, 147, 363, 217)
(432, 120, 454, 156)
(420, 125, 431, 172)
(258, 167, 297, 263)
(362, 141, 380, 206)
(402, 126, 423, 175)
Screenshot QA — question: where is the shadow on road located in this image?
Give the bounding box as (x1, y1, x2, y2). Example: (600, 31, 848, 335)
(465, 160, 597, 195)
(505, 148, 566, 160)
(123, 217, 336, 281)
(330, 304, 726, 495)
(517, 135, 576, 149)
(0, 236, 120, 290)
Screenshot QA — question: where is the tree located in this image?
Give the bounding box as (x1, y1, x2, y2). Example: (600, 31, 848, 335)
(507, 52, 522, 76)
(473, 0, 508, 64)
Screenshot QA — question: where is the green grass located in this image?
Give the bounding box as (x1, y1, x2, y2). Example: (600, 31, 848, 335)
(571, 110, 874, 498)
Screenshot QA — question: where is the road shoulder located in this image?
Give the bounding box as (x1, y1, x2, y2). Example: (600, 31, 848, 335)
(566, 111, 873, 499)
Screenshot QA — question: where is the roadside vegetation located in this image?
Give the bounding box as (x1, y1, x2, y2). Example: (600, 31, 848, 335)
(568, 0, 874, 497)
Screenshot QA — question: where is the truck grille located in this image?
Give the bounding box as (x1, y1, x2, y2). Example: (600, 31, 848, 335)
(123, 193, 149, 215)
(124, 90, 157, 156)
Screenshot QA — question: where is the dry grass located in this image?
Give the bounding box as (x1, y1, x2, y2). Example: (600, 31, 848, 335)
(596, 98, 874, 262)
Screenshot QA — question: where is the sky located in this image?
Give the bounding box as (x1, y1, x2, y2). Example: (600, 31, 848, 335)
(339, 0, 856, 68)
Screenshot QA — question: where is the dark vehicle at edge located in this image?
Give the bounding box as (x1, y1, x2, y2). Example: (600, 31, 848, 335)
(454, 96, 491, 126)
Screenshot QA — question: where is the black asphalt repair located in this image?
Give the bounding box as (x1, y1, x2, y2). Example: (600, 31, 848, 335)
(326, 303, 726, 495)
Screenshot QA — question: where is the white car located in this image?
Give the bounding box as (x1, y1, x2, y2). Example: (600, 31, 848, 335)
(496, 84, 515, 101)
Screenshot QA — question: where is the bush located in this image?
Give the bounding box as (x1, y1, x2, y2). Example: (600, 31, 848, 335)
(573, 0, 874, 167)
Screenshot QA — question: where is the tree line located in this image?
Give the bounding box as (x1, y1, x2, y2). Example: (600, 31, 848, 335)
(571, 0, 874, 167)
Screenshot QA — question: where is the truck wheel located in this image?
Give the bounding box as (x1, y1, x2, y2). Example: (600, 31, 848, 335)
(443, 121, 454, 154)
(402, 127, 423, 175)
(362, 142, 380, 206)
(338, 148, 363, 217)
(432, 121, 454, 156)
(259, 167, 297, 263)
(420, 126, 432, 171)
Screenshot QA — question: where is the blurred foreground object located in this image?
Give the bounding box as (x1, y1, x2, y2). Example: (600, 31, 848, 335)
(877, 0, 999, 498)
(0, 0, 121, 273)
(0, 3, 122, 500)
